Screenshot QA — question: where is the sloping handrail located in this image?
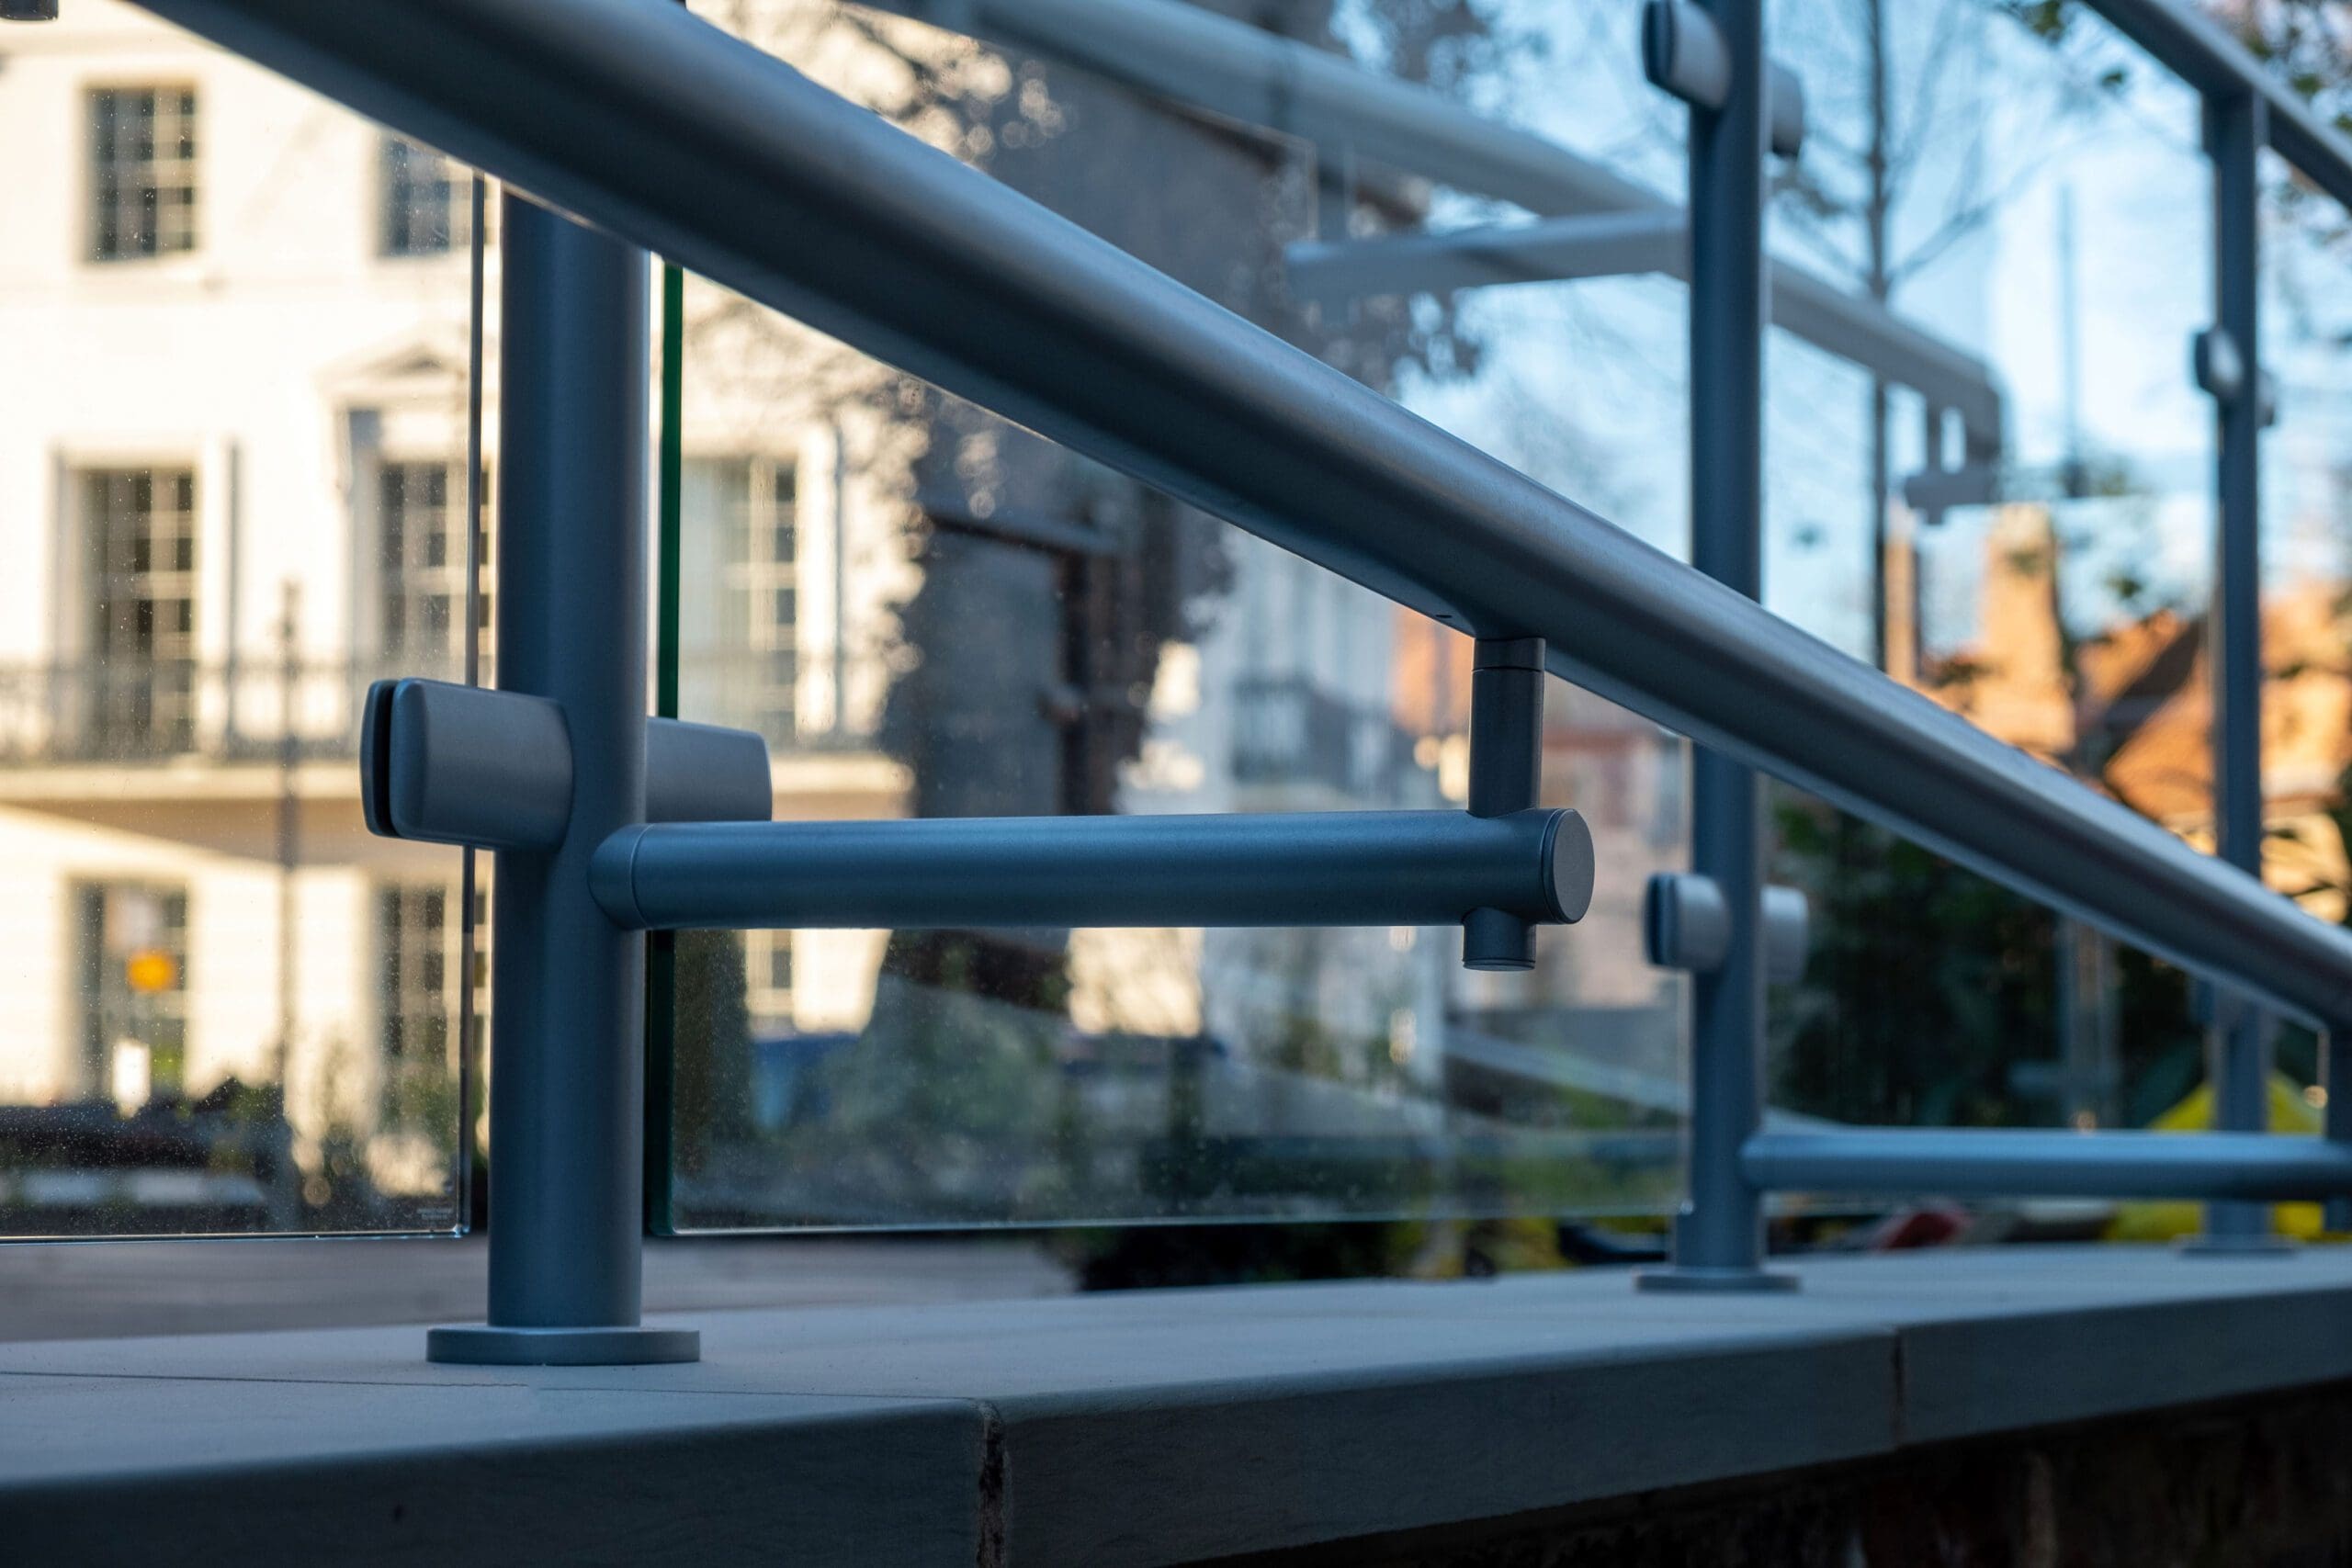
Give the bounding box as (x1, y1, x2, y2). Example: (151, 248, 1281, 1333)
(136, 0, 2352, 1029)
(133, 0, 2352, 1029)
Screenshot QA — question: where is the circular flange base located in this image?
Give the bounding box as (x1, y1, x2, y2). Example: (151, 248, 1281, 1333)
(1633, 1266, 1801, 1293)
(426, 1324, 702, 1366)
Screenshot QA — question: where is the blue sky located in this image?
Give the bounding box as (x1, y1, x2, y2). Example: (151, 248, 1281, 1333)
(1367, 0, 2352, 662)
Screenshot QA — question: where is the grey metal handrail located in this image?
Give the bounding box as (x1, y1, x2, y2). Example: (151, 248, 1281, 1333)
(121, 0, 2352, 1354)
(137, 0, 2352, 1032)
(1744, 1129, 2352, 1202)
(2093, 0, 2352, 214)
(861, 0, 2006, 446)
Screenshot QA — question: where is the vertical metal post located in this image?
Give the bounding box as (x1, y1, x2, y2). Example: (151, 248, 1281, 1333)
(455, 169, 490, 1228)
(2325, 1031, 2352, 1232)
(428, 196, 699, 1363)
(274, 581, 300, 1087)
(1463, 636, 1544, 971)
(1640, 0, 1790, 1292)
(2188, 91, 2290, 1257)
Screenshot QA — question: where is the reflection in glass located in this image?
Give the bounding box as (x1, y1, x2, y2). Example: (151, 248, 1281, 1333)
(1756, 4, 2222, 1148)
(0, 3, 475, 1235)
(653, 1, 1693, 1234)
(2251, 142, 2352, 1185)
(88, 84, 198, 262)
(2262, 144, 2352, 932)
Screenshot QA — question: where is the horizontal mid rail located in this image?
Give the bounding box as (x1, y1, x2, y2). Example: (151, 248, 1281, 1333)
(589, 809, 1591, 933)
(1745, 1129, 2352, 1201)
(133, 0, 2352, 1028)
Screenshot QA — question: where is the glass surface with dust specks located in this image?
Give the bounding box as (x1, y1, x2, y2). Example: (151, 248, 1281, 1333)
(0, 4, 481, 1235)
(650, 1, 2352, 1244)
(651, 0, 1694, 1236)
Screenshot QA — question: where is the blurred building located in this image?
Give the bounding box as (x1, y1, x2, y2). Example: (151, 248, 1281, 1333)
(1388, 614, 1688, 1119)
(1922, 502, 2352, 917)
(0, 6, 507, 1221)
(0, 0, 1433, 1224)
(0, 4, 919, 1219)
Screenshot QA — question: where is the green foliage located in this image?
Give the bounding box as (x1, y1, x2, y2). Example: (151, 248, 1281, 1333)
(1770, 795, 2059, 1127)
(1769, 788, 2207, 1129)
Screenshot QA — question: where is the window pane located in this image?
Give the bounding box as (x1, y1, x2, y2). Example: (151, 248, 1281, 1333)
(88, 85, 198, 262)
(379, 135, 466, 257)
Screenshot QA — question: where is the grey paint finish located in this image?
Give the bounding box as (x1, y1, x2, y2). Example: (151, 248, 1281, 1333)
(2093, 0, 2352, 211)
(1744, 1128, 2352, 1200)
(1663, 0, 1776, 1284)
(364, 679, 774, 851)
(2201, 87, 2273, 1247)
(1285, 210, 1689, 304)
(0, 1381, 982, 1567)
(992, 1337, 1890, 1565)
(125, 0, 2352, 1030)
(1283, 216, 1997, 441)
(6, 1250, 2352, 1565)
(590, 808, 1594, 934)
(642, 716, 775, 826)
(1894, 1289, 2352, 1446)
(466, 193, 672, 1358)
(873, 0, 2001, 441)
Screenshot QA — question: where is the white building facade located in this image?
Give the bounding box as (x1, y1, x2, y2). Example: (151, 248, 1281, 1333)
(0, 1, 1432, 1228)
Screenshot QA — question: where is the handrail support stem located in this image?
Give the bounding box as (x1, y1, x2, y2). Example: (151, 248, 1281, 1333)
(1640, 0, 1792, 1292)
(1464, 637, 1547, 971)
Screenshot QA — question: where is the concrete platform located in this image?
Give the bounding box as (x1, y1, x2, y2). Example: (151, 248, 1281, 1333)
(0, 1235, 1073, 1340)
(3, 1246, 2350, 1564)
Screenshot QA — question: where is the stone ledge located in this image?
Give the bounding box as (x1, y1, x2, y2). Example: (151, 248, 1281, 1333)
(2, 1246, 2349, 1565)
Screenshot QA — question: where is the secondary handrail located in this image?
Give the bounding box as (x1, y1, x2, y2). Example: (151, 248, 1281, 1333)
(139, 0, 2352, 1028)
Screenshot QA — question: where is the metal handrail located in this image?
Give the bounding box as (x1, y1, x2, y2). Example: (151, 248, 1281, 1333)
(138, 0, 2352, 1030)
(2091, 0, 2352, 213)
(861, 0, 2006, 446)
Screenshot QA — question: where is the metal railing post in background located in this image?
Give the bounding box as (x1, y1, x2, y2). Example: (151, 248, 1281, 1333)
(2188, 89, 2291, 1257)
(2326, 1029, 2352, 1232)
(1639, 0, 1792, 1292)
(427, 195, 699, 1364)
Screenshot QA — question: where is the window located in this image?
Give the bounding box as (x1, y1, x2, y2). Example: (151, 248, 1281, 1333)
(82, 468, 198, 758)
(379, 136, 468, 257)
(379, 461, 463, 667)
(88, 87, 197, 261)
(684, 457, 798, 742)
(743, 930, 793, 1032)
(469, 881, 491, 1068)
(377, 884, 454, 1129)
(376, 879, 487, 1132)
(74, 883, 188, 1108)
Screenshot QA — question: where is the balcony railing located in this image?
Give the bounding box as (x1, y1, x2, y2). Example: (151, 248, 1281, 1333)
(0, 654, 876, 768)
(0, 659, 418, 767)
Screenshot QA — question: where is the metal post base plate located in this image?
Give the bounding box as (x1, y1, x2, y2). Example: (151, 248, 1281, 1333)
(426, 1324, 702, 1365)
(1632, 1265, 1800, 1293)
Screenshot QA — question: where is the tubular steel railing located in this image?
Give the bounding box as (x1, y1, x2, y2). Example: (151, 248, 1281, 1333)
(118, 0, 2352, 1353)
